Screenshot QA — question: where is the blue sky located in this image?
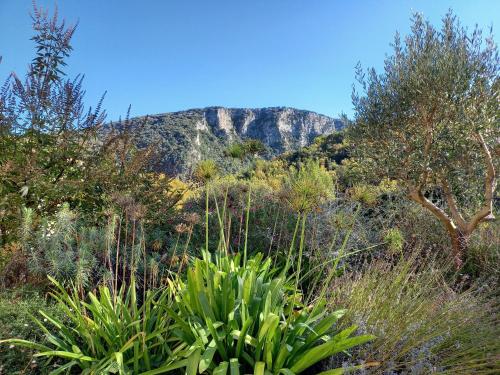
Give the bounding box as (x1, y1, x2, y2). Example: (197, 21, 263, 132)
(1, 1, 499, 120)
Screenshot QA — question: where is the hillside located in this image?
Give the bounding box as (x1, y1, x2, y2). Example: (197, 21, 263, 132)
(122, 107, 343, 175)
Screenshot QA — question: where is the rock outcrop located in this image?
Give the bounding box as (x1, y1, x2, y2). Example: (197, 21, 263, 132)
(126, 107, 343, 175)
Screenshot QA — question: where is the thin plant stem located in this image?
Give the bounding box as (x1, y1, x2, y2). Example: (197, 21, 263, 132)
(122, 212, 129, 287)
(283, 212, 301, 275)
(243, 185, 251, 266)
(226, 214, 232, 254)
(294, 213, 308, 294)
(283, 211, 307, 339)
(106, 214, 116, 291)
(141, 221, 146, 303)
(312, 204, 361, 313)
(212, 190, 226, 259)
(268, 207, 280, 256)
(130, 219, 136, 280)
(220, 187, 229, 255)
(178, 228, 193, 274)
(114, 216, 122, 299)
(168, 232, 181, 274)
(237, 206, 244, 252)
(307, 224, 340, 301)
(205, 183, 209, 253)
(273, 215, 285, 269)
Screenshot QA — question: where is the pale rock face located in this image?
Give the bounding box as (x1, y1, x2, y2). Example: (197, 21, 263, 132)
(124, 106, 343, 175)
(195, 118, 208, 132)
(240, 109, 256, 135)
(205, 107, 237, 140)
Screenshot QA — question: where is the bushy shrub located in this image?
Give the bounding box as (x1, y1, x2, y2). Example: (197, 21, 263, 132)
(6, 203, 177, 295)
(0, 287, 65, 374)
(329, 252, 500, 373)
(0, 277, 180, 374)
(166, 252, 374, 374)
(179, 174, 288, 261)
(225, 143, 246, 160)
(2, 252, 375, 374)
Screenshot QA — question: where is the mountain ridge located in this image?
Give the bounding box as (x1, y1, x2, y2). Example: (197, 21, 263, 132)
(123, 106, 343, 176)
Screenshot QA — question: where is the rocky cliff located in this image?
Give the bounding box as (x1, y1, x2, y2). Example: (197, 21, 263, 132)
(127, 107, 343, 176)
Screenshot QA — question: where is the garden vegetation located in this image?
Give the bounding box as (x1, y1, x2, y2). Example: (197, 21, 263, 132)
(0, 4, 498, 375)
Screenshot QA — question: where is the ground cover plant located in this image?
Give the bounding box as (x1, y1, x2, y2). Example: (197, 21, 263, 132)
(0, 287, 65, 374)
(331, 251, 500, 374)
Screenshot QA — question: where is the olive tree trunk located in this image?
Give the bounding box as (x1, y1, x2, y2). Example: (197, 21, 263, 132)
(408, 134, 496, 269)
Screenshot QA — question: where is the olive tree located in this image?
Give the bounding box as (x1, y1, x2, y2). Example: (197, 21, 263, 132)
(349, 12, 498, 267)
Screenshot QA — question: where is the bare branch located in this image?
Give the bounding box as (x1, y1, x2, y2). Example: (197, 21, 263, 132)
(408, 186, 456, 232)
(467, 132, 496, 233)
(441, 180, 467, 231)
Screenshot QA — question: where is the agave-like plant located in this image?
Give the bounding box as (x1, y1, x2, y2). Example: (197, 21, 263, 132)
(166, 251, 374, 374)
(0, 277, 184, 374)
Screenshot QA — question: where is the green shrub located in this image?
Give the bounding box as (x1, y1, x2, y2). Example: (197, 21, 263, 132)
(383, 228, 404, 255)
(194, 160, 219, 182)
(166, 251, 374, 374)
(331, 252, 500, 374)
(10, 202, 175, 295)
(225, 143, 246, 160)
(0, 277, 181, 374)
(0, 287, 64, 374)
(282, 159, 335, 213)
(463, 222, 500, 281)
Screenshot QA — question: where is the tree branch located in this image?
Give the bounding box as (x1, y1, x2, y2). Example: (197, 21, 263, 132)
(441, 180, 467, 232)
(467, 132, 496, 233)
(408, 185, 456, 233)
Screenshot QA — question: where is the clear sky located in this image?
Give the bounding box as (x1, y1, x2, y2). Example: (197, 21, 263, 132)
(1, 1, 499, 120)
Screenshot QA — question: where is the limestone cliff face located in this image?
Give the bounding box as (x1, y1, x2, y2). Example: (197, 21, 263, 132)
(202, 107, 340, 151)
(129, 106, 343, 175)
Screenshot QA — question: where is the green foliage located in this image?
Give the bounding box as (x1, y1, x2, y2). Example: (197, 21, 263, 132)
(383, 228, 404, 254)
(194, 160, 219, 183)
(348, 184, 379, 206)
(225, 143, 246, 160)
(282, 160, 335, 213)
(10, 202, 176, 294)
(350, 11, 498, 196)
(0, 287, 65, 374)
(183, 174, 285, 262)
(1, 6, 499, 375)
(349, 11, 499, 266)
(281, 132, 348, 171)
(167, 252, 374, 374)
(242, 139, 267, 156)
(0, 6, 106, 244)
(225, 139, 267, 160)
(0, 7, 184, 250)
(333, 252, 500, 373)
(462, 222, 500, 280)
(0, 277, 180, 374)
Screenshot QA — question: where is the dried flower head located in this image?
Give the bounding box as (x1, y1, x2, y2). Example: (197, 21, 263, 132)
(175, 223, 189, 234)
(184, 212, 200, 225)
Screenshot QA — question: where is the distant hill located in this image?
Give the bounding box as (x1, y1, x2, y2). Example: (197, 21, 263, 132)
(120, 107, 344, 176)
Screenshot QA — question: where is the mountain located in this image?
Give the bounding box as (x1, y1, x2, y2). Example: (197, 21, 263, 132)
(126, 107, 344, 176)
